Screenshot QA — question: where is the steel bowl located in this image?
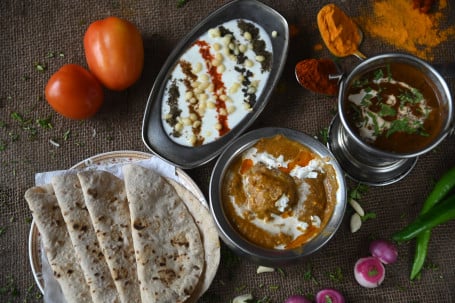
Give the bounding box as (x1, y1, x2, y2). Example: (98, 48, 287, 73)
(209, 127, 347, 266)
(328, 53, 453, 185)
(339, 53, 453, 158)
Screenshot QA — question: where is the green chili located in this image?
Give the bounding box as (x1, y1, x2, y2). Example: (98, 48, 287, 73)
(409, 166, 455, 280)
(392, 194, 455, 242)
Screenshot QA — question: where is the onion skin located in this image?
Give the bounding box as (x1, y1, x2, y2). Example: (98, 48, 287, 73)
(354, 256, 385, 288)
(369, 239, 398, 264)
(284, 295, 312, 303)
(315, 288, 345, 303)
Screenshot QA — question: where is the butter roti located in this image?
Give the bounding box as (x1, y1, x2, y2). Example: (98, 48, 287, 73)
(52, 174, 120, 303)
(24, 185, 92, 303)
(166, 179, 220, 303)
(122, 164, 204, 303)
(77, 170, 141, 303)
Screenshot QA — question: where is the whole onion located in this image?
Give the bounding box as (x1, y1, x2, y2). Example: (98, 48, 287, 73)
(369, 239, 398, 264)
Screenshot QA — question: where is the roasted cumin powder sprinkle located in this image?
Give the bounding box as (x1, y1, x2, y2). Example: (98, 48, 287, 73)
(165, 80, 182, 137)
(237, 20, 272, 72)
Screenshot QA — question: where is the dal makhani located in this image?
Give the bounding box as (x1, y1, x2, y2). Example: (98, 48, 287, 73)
(343, 62, 443, 154)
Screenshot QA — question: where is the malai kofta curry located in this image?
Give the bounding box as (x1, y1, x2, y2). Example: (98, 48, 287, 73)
(343, 62, 443, 154)
(222, 134, 338, 250)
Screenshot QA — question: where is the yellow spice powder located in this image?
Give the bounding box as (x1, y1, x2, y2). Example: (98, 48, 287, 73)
(358, 0, 455, 61)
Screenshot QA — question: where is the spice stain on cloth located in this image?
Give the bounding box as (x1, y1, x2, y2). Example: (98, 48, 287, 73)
(357, 0, 455, 61)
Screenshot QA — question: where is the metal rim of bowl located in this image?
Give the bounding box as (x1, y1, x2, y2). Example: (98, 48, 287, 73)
(338, 53, 454, 159)
(209, 127, 347, 265)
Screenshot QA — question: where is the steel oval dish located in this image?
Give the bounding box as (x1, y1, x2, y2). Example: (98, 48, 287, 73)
(209, 127, 347, 266)
(142, 0, 289, 169)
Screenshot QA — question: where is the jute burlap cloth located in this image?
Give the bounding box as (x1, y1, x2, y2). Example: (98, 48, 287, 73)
(1, 1, 454, 302)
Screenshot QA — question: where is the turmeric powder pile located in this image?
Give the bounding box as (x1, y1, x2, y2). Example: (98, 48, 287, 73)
(358, 0, 455, 61)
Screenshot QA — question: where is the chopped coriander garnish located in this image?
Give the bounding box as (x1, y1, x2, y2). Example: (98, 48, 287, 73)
(373, 68, 384, 81)
(177, 0, 188, 7)
(366, 111, 380, 136)
(37, 116, 53, 129)
(268, 285, 279, 290)
(0, 140, 6, 151)
(387, 118, 422, 137)
(11, 112, 25, 123)
(386, 63, 392, 81)
(327, 266, 343, 283)
(8, 132, 19, 141)
(63, 130, 71, 141)
(34, 62, 47, 72)
(349, 183, 369, 201)
(0, 227, 6, 236)
(303, 264, 319, 285)
(361, 212, 377, 222)
(318, 127, 329, 145)
(378, 103, 396, 117)
(0, 275, 20, 298)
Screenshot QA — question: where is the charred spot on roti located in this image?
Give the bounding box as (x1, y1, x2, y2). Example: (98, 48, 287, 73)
(171, 232, 190, 248)
(87, 188, 97, 198)
(133, 219, 147, 230)
(158, 268, 177, 286)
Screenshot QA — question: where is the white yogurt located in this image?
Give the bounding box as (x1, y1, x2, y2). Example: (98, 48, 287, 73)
(161, 19, 273, 146)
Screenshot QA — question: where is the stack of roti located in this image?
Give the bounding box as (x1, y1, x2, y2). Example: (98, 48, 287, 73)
(25, 163, 220, 303)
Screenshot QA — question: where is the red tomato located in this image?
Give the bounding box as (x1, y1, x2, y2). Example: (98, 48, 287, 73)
(84, 17, 144, 91)
(45, 64, 104, 119)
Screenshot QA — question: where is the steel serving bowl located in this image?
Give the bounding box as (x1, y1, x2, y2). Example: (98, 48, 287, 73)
(209, 127, 347, 266)
(338, 53, 453, 159)
(328, 53, 453, 185)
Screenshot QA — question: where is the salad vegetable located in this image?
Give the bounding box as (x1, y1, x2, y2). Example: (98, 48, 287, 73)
(410, 166, 455, 279)
(392, 193, 455, 242)
(354, 256, 385, 288)
(315, 288, 345, 303)
(369, 239, 398, 264)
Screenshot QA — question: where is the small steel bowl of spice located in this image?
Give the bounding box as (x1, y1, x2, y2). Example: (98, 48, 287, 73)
(209, 127, 347, 266)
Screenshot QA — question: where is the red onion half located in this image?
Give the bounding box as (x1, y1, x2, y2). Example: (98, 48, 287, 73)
(354, 256, 385, 288)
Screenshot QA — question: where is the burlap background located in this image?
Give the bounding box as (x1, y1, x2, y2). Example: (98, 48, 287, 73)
(1, 0, 454, 302)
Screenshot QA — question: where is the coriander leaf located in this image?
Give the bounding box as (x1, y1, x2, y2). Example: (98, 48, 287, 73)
(386, 63, 392, 81)
(11, 112, 25, 123)
(373, 68, 384, 81)
(386, 118, 422, 137)
(366, 111, 380, 136)
(63, 130, 71, 141)
(378, 103, 396, 117)
(349, 183, 369, 200)
(327, 266, 343, 283)
(353, 77, 368, 88)
(37, 116, 53, 129)
(177, 0, 188, 7)
(0, 140, 6, 151)
(318, 127, 329, 145)
(361, 212, 376, 222)
(34, 62, 47, 72)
